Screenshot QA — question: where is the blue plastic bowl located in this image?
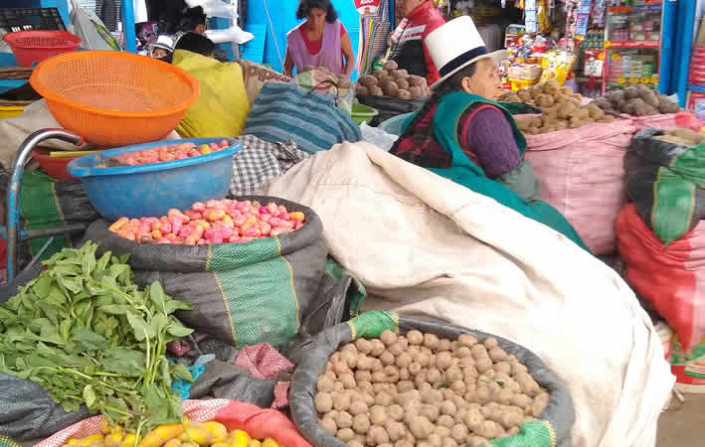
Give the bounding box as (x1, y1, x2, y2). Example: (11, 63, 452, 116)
(67, 138, 241, 221)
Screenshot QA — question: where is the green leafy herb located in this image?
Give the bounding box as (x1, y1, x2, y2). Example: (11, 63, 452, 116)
(0, 242, 194, 436)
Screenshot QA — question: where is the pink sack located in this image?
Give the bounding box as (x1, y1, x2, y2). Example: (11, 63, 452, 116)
(524, 119, 636, 254)
(622, 111, 703, 132)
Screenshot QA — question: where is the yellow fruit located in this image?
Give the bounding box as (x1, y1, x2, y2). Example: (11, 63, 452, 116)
(178, 423, 214, 445)
(139, 424, 185, 447)
(247, 441, 262, 447)
(229, 429, 250, 447)
(262, 439, 279, 447)
(203, 422, 228, 444)
(164, 440, 182, 447)
(100, 419, 113, 435)
(118, 434, 140, 447)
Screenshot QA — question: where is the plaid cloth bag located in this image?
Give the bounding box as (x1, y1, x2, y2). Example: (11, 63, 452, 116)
(244, 83, 362, 154)
(230, 135, 310, 196)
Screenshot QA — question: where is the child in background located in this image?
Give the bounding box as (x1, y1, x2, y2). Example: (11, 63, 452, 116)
(150, 35, 175, 60)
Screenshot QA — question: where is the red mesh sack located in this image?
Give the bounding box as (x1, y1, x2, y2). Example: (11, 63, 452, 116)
(617, 203, 705, 352)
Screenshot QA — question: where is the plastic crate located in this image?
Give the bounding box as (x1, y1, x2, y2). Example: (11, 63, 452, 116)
(0, 8, 66, 32)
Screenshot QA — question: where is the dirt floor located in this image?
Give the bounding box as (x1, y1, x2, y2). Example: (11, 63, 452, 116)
(657, 393, 705, 446)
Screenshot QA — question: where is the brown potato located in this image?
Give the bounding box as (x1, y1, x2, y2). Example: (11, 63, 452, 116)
(397, 89, 412, 100)
(357, 74, 377, 88)
(397, 79, 410, 90)
(355, 86, 369, 96)
(374, 70, 389, 80)
(409, 75, 427, 87)
(383, 60, 399, 71)
(370, 86, 384, 96)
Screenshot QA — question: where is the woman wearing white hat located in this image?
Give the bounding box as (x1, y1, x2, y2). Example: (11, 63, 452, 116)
(390, 16, 589, 251)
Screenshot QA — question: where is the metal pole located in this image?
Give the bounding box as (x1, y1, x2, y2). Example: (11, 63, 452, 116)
(6, 129, 82, 281)
(0, 223, 87, 240)
(122, 0, 137, 53)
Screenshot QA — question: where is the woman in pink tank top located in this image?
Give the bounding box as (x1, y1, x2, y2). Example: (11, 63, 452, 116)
(284, 0, 355, 78)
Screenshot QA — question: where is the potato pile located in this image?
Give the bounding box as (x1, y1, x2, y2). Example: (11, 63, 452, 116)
(315, 330, 549, 447)
(498, 79, 582, 109)
(515, 102, 614, 135)
(356, 61, 431, 99)
(591, 85, 680, 116)
(653, 128, 705, 147)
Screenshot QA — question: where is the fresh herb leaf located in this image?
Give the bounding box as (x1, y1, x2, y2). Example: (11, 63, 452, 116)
(127, 313, 155, 341)
(83, 384, 96, 408)
(172, 363, 193, 382)
(101, 347, 145, 376)
(71, 327, 108, 351)
(166, 323, 193, 338)
(0, 242, 193, 433)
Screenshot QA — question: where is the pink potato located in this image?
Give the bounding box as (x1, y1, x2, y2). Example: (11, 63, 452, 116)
(112, 199, 307, 245)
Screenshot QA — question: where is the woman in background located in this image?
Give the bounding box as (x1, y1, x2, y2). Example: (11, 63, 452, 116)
(283, 0, 354, 78)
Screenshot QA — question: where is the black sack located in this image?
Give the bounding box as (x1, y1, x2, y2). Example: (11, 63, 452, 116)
(290, 311, 575, 447)
(0, 373, 89, 443)
(356, 94, 428, 126)
(84, 196, 328, 349)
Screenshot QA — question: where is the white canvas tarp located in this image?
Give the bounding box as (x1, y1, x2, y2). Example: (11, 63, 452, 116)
(264, 142, 675, 447)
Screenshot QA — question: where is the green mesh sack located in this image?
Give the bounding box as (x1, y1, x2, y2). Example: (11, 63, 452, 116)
(626, 128, 705, 245)
(84, 196, 329, 348)
(20, 170, 98, 261)
(0, 435, 21, 447)
(291, 311, 574, 447)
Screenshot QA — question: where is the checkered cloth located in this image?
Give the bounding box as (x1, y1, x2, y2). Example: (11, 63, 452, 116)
(234, 344, 295, 380)
(230, 135, 310, 196)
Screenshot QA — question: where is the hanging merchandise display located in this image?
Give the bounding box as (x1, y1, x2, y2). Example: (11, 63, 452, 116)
(593, 0, 607, 27)
(525, 0, 538, 33)
(575, 0, 592, 38)
(602, 0, 664, 93)
(355, 0, 391, 76)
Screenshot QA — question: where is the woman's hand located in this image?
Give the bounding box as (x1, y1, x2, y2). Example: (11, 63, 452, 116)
(283, 49, 295, 77)
(341, 33, 355, 78)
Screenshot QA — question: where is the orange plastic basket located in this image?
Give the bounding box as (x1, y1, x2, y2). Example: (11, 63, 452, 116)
(30, 51, 199, 147)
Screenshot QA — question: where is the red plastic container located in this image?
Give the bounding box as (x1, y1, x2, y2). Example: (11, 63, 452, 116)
(32, 148, 78, 181)
(3, 31, 82, 67)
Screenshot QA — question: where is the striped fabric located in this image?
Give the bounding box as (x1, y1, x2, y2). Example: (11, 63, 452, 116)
(243, 83, 362, 154)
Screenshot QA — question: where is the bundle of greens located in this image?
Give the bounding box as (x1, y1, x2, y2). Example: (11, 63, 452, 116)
(0, 242, 194, 436)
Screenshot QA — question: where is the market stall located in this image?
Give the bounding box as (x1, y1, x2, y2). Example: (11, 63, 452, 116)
(1, 2, 702, 446)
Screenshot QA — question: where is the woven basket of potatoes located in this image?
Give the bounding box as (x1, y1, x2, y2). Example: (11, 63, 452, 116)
(356, 61, 432, 100)
(290, 312, 574, 447)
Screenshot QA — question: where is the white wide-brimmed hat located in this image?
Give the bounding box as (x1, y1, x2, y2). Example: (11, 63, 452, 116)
(426, 16, 508, 89)
(152, 35, 175, 52)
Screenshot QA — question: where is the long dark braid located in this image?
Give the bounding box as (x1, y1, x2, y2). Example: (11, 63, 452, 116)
(390, 63, 478, 154)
